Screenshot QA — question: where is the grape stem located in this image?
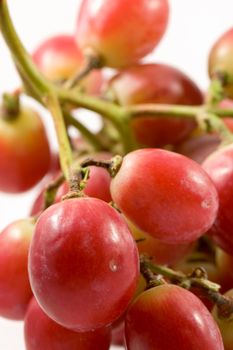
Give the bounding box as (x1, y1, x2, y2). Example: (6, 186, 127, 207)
(205, 76, 225, 107)
(62, 166, 90, 200)
(58, 89, 233, 120)
(207, 290, 233, 319)
(64, 51, 102, 89)
(63, 109, 105, 151)
(140, 255, 233, 319)
(80, 155, 123, 177)
(43, 174, 65, 210)
(58, 89, 233, 143)
(58, 89, 138, 153)
(140, 258, 167, 288)
(1, 92, 20, 120)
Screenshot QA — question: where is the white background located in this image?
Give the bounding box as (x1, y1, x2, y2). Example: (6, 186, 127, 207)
(0, 0, 233, 349)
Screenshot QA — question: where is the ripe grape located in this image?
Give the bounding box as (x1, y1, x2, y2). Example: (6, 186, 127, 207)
(209, 27, 233, 98)
(29, 197, 139, 331)
(76, 0, 169, 68)
(0, 218, 34, 320)
(175, 133, 220, 164)
(111, 149, 219, 244)
(128, 220, 193, 265)
(202, 144, 233, 254)
(24, 298, 111, 350)
(0, 106, 51, 193)
(125, 284, 224, 350)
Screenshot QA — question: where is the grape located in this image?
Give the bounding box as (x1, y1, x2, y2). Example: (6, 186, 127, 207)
(111, 149, 219, 244)
(0, 219, 34, 320)
(24, 298, 111, 350)
(128, 220, 193, 265)
(125, 284, 224, 350)
(202, 144, 233, 254)
(175, 133, 220, 164)
(209, 27, 233, 98)
(29, 197, 139, 331)
(0, 105, 51, 193)
(75, 0, 169, 68)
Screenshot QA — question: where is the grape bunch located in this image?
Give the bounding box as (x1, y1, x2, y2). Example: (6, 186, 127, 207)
(1, 0, 233, 349)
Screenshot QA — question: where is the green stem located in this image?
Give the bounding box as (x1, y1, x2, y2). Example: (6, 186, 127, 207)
(127, 104, 233, 143)
(205, 77, 225, 107)
(43, 174, 65, 211)
(140, 258, 166, 288)
(45, 94, 73, 179)
(63, 110, 104, 151)
(126, 103, 233, 119)
(126, 104, 202, 118)
(1, 92, 20, 119)
(58, 91, 233, 144)
(0, 0, 73, 180)
(198, 112, 233, 144)
(64, 52, 102, 89)
(141, 257, 220, 293)
(58, 89, 137, 153)
(15, 62, 44, 104)
(211, 108, 233, 117)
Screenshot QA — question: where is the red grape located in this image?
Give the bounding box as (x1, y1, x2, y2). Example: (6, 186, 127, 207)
(29, 197, 139, 331)
(125, 284, 224, 350)
(128, 220, 193, 265)
(175, 133, 220, 164)
(0, 106, 51, 193)
(24, 298, 111, 350)
(111, 149, 219, 244)
(33, 34, 102, 94)
(0, 218, 34, 320)
(107, 63, 203, 146)
(212, 288, 233, 350)
(209, 27, 233, 98)
(76, 0, 169, 68)
(202, 144, 233, 254)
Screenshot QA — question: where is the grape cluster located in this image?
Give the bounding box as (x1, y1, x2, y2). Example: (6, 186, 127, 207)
(1, 0, 233, 349)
